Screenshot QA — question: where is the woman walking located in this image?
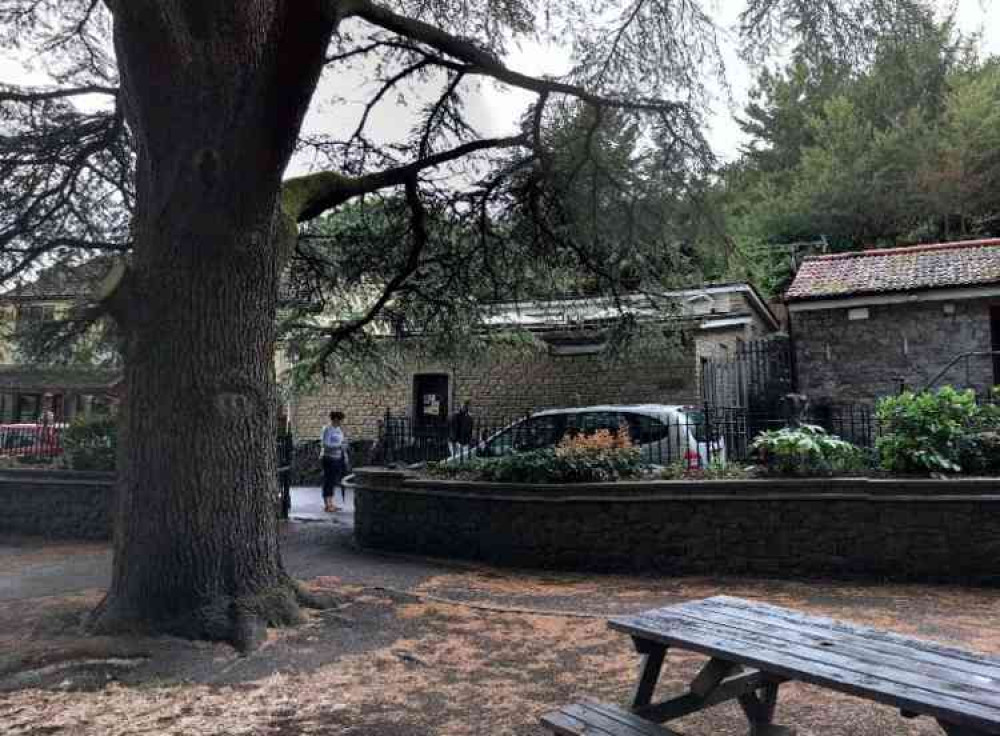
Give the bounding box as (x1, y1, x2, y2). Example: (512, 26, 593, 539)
(320, 411, 350, 512)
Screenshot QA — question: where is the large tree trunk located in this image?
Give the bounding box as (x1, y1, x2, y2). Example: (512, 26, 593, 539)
(92, 0, 335, 648)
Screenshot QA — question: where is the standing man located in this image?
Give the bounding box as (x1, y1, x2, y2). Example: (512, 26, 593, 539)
(320, 411, 350, 512)
(448, 401, 474, 458)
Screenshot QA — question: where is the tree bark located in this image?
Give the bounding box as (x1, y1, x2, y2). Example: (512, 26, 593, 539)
(91, 0, 336, 648)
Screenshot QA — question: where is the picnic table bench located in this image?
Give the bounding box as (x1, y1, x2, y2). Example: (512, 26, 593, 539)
(541, 595, 1000, 736)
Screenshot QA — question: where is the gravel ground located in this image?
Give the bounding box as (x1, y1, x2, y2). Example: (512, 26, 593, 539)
(3, 504, 1000, 736)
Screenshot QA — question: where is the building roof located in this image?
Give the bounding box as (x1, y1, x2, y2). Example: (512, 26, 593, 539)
(1, 257, 116, 302)
(785, 238, 1000, 302)
(0, 365, 120, 392)
(484, 283, 780, 332)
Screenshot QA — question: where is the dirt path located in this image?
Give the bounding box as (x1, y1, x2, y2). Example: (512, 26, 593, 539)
(4, 520, 1000, 735)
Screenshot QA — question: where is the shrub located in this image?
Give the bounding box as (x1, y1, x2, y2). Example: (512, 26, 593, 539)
(751, 424, 863, 477)
(660, 458, 751, 481)
(62, 416, 117, 471)
(876, 387, 989, 474)
(427, 428, 642, 484)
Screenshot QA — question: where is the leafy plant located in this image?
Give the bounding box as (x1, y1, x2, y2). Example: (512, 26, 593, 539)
(751, 424, 863, 476)
(427, 431, 642, 484)
(62, 416, 117, 471)
(876, 387, 987, 474)
(659, 458, 751, 480)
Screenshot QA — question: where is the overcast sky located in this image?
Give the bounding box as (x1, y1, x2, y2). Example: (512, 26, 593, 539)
(293, 0, 1000, 173)
(477, 0, 1000, 162)
(2, 1, 998, 169)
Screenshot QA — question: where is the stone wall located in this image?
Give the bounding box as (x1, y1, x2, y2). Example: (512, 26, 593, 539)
(292, 341, 699, 441)
(0, 470, 114, 539)
(354, 470, 1000, 583)
(792, 297, 997, 405)
(290, 286, 780, 440)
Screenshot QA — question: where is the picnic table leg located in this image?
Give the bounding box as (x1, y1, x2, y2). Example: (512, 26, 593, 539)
(630, 637, 668, 709)
(937, 721, 989, 736)
(738, 681, 795, 736)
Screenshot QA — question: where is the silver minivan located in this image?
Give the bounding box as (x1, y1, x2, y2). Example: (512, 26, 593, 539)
(462, 404, 725, 467)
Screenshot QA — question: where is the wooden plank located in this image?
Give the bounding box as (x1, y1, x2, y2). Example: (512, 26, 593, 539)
(689, 657, 742, 697)
(653, 603, 1000, 706)
(632, 642, 667, 708)
(938, 721, 990, 736)
(632, 609, 1000, 715)
(626, 603, 1000, 713)
(577, 702, 679, 736)
(540, 702, 678, 736)
(703, 596, 1000, 676)
(739, 691, 768, 723)
(579, 700, 679, 736)
(636, 671, 779, 723)
(542, 708, 617, 736)
(612, 613, 1000, 733)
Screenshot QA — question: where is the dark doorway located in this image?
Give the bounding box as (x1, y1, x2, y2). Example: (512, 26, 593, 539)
(413, 374, 449, 430)
(992, 306, 1000, 385)
(15, 393, 41, 422)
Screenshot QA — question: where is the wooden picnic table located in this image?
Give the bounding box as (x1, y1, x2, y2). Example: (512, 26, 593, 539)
(542, 595, 1000, 736)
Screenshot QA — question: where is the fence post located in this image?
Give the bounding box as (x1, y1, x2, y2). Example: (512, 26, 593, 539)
(703, 401, 713, 468)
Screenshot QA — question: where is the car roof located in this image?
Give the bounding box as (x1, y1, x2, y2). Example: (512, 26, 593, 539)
(531, 404, 696, 417)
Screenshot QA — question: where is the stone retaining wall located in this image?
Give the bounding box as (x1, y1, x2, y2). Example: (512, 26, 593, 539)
(353, 470, 1000, 583)
(0, 470, 114, 539)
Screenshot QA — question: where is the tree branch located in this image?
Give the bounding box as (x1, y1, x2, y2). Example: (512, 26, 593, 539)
(0, 85, 119, 103)
(282, 134, 528, 221)
(343, 0, 685, 114)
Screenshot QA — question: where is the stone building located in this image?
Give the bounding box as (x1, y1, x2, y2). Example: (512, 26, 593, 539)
(786, 238, 1000, 405)
(0, 259, 119, 422)
(289, 284, 780, 440)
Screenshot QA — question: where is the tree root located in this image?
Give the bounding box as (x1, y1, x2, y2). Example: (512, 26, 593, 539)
(88, 577, 342, 654)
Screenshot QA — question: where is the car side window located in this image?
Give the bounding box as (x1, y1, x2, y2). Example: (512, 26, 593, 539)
(570, 411, 628, 438)
(483, 428, 514, 456)
(512, 415, 565, 451)
(484, 415, 565, 456)
(628, 413, 672, 444)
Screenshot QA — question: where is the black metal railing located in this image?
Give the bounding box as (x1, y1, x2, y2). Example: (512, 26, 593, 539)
(276, 433, 293, 519)
(0, 423, 65, 460)
(375, 407, 790, 469)
(921, 351, 1000, 393)
(371, 401, 905, 470)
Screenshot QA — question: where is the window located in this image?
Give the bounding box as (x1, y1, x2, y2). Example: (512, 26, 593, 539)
(15, 304, 55, 332)
(626, 413, 672, 444)
(483, 415, 566, 456)
(561, 411, 629, 442)
(15, 393, 41, 422)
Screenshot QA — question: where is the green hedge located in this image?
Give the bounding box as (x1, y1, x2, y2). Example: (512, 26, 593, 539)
(62, 416, 117, 471)
(877, 387, 1000, 474)
(427, 445, 643, 484)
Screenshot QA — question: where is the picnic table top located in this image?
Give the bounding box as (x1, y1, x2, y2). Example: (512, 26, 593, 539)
(609, 595, 1000, 734)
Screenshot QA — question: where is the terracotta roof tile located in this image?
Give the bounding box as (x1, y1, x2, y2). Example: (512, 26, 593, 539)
(784, 239, 1000, 301)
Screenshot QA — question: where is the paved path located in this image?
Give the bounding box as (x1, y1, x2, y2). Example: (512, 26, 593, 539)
(0, 485, 462, 603)
(289, 484, 355, 521)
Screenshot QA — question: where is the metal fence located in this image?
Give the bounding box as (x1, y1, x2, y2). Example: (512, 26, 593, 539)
(699, 336, 794, 415)
(276, 433, 293, 519)
(0, 423, 65, 460)
(374, 406, 876, 469)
